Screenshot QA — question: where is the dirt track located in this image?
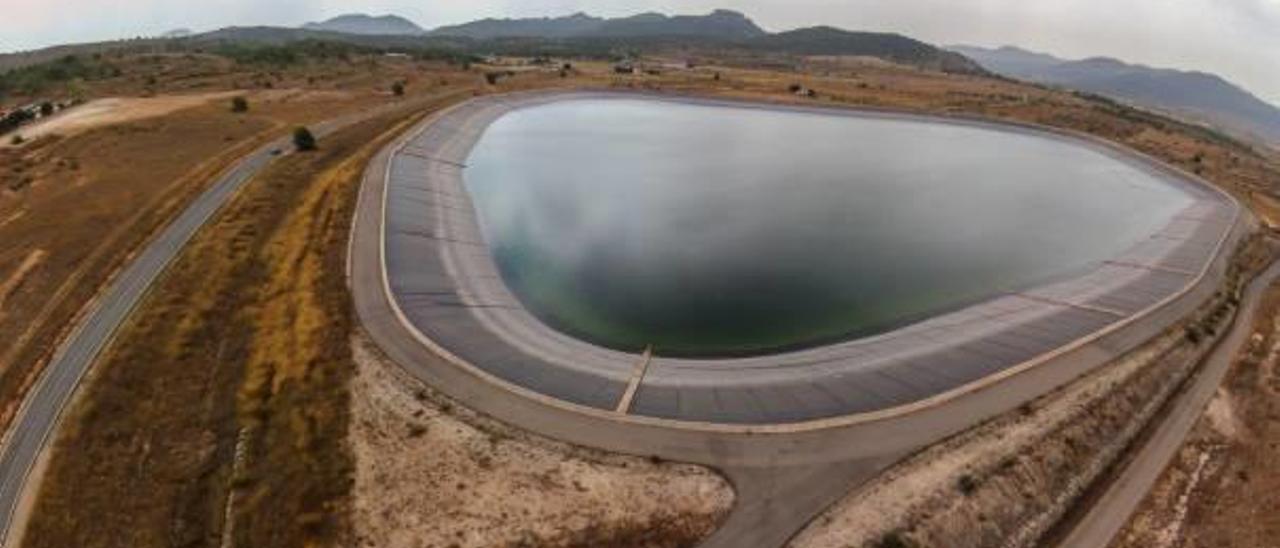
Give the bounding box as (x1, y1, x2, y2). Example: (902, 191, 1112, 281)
(4, 92, 239, 145)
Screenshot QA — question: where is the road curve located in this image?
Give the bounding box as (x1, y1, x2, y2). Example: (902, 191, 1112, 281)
(349, 91, 1252, 547)
(0, 92, 465, 546)
(1059, 253, 1280, 548)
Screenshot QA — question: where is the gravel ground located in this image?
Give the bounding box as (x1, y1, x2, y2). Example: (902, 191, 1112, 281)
(349, 335, 733, 548)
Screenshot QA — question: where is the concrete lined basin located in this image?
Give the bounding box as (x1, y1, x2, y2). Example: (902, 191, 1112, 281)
(464, 98, 1193, 357)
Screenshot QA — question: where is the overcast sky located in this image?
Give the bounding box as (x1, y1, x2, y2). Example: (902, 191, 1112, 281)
(5, 0, 1279, 104)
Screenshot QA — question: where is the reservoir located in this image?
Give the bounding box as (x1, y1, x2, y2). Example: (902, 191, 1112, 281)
(463, 98, 1194, 357)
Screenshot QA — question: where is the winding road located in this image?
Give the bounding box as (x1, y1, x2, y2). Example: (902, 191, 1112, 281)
(0, 91, 466, 546)
(1059, 254, 1280, 547)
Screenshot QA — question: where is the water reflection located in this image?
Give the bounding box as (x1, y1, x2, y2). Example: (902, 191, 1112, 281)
(464, 99, 1192, 357)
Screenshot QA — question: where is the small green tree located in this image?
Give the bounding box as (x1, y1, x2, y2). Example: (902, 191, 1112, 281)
(231, 96, 249, 113)
(292, 127, 317, 151)
(391, 81, 405, 96)
(39, 102, 54, 117)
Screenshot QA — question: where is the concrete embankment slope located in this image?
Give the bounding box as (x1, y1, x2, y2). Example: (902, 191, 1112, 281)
(372, 89, 1247, 429)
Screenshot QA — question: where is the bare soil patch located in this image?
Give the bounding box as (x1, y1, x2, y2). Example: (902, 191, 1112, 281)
(349, 337, 732, 548)
(3, 92, 238, 145)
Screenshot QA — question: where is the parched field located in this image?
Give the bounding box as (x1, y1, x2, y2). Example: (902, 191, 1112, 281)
(20, 104, 425, 547)
(3, 49, 1280, 548)
(350, 337, 731, 548)
(0, 51, 472, 444)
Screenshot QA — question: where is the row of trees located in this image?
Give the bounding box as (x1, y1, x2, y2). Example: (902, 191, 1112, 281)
(0, 54, 115, 100)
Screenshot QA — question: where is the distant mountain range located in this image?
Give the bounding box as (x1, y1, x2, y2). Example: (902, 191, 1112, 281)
(0, 10, 985, 77)
(952, 45, 1280, 145)
(753, 27, 981, 74)
(428, 9, 766, 40)
(302, 14, 426, 36)
(288, 10, 978, 74)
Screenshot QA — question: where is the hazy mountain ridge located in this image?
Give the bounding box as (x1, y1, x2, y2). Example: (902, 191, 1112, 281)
(426, 10, 977, 73)
(0, 10, 982, 77)
(952, 45, 1280, 144)
(428, 13, 604, 39)
(302, 14, 425, 36)
(428, 9, 765, 40)
(753, 27, 985, 74)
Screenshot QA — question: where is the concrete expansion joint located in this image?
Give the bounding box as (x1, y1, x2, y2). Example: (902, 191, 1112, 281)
(1012, 293, 1128, 319)
(398, 148, 468, 168)
(616, 346, 654, 414)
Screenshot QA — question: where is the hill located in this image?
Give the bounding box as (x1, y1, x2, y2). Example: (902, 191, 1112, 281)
(951, 45, 1280, 144)
(427, 12, 975, 74)
(0, 10, 981, 80)
(592, 9, 765, 38)
(751, 27, 985, 75)
(427, 13, 603, 39)
(428, 9, 764, 40)
(301, 14, 425, 36)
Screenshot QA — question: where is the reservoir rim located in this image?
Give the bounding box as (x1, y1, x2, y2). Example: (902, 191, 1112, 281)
(374, 88, 1244, 429)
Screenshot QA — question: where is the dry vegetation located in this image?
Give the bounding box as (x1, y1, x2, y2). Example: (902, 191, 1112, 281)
(0, 101, 275, 435)
(0, 51, 472, 440)
(350, 337, 731, 548)
(6, 47, 1280, 548)
(21, 105, 426, 548)
(18, 75, 730, 548)
(1114, 252, 1280, 548)
(791, 235, 1275, 548)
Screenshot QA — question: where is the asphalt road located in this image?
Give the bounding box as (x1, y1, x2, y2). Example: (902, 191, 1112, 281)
(0, 137, 284, 545)
(349, 93, 1251, 547)
(0, 92, 465, 546)
(1058, 254, 1280, 548)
